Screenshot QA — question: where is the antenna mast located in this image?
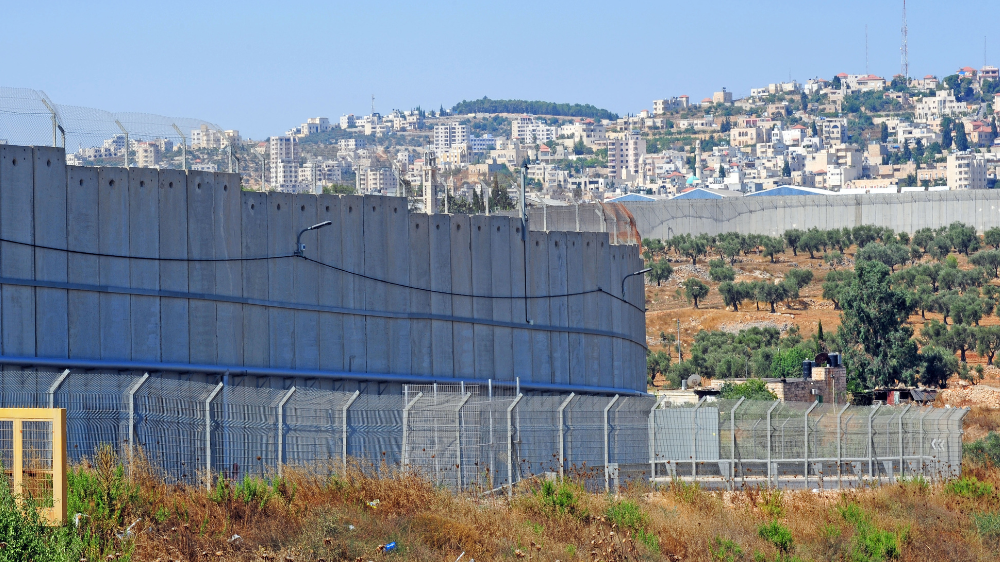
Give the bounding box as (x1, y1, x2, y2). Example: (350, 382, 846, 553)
(866, 24, 869, 75)
(900, 0, 909, 80)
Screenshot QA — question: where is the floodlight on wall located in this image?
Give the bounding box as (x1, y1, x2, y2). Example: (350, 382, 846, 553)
(294, 221, 333, 257)
(621, 268, 652, 300)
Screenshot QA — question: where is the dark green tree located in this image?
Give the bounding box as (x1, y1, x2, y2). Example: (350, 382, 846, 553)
(783, 228, 804, 256)
(880, 122, 889, 143)
(955, 120, 969, 151)
(836, 260, 919, 390)
(683, 278, 710, 308)
(781, 159, 791, 177)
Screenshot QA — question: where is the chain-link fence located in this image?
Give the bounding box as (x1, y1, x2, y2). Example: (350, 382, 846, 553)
(0, 88, 258, 183)
(0, 370, 971, 492)
(650, 397, 969, 490)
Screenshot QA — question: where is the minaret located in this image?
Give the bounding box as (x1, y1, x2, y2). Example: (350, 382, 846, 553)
(695, 140, 702, 181)
(422, 150, 437, 214)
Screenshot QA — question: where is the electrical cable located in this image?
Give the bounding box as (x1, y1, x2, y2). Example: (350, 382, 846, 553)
(0, 236, 646, 312)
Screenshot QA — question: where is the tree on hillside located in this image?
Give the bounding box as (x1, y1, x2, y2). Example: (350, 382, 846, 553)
(836, 260, 919, 390)
(646, 259, 674, 286)
(783, 229, 804, 256)
(762, 236, 785, 263)
(756, 281, 789, 313)
(719, 378, 777, 400)
(781, 159, 791, 178)
(719, 281, 755, 312)
(977, 325, 1000, 365)
(955, 120, 969, 151)
(880, 122, 889, 143)
(683, 278, 710, 308)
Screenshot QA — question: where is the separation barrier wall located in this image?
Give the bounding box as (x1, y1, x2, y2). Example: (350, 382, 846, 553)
(0, 371, 967, 492)
(0, 144, 646, 394)
(621, 190, 1000, 239)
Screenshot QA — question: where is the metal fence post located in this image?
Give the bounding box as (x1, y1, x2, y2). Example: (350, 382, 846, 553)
(205, 382, 223, 491)
(401, 392, 423, 468)
(342, 391, 360, 475)
(868, 404, 881, 481)
(126, 373, 149, 471)
(455, 393, 471, 490)
(918, 407, 930, 479)
(604, 395, 620, 493)
(836, 403, 850, 489)
(507, 394, 523, 497)
(648, 395, 667, 483)
(691, 396, 706, 481)
(47, 369, 71, 408)
(803, 400, 819, 488)
(731, 397, 745, 485)
(766, 400, 779, 487)
(558, 393, 575, 480)
(898, 404, 910, 479)
(276, 387, 296, 477)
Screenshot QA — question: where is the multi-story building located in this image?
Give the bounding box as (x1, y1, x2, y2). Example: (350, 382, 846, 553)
(134, 141, 161, 168)
(338, 138, 366, 152)
(915, 90, 965, 122)
(356, 165, 398, 195)
(469, 134, 497, 154)
(947, 152, 988, 189)
(433, 123, 470, 152)
(730, 126, 766, 147)
(510, 116, 557, 144)
(299, 117, 332, 136)
(269, 136, 298, 191)
(340, 114, 356, 129)
(653, 97, 689, 113)
(820, 119, 847, 146)
(712, 88, 733, 105)
(191, 124, 224, 149)
(897, 122, 941, 146)
(299, 160, 343, 193)
(606, 132, 646, 180)
(558, 119, 607, 147)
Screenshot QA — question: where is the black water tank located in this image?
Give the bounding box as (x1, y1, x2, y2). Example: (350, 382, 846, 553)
(802, 360, 814, 379)
(828, 353, 840, 367)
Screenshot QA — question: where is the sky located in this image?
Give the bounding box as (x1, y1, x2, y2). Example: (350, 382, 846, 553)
(3, 0, 999, 139)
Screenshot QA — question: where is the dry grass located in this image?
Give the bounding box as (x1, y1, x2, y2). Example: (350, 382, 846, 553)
(57, 438, 998, 562)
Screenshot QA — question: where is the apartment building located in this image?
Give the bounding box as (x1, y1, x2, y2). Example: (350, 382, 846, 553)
(558, 119, 607, 147)
(356, 165, 398, 195)
(730, 126, 766, 147)
(340, 114, 356, 129)
(191, 124, 225, 149)
(469, 134, 497, 154)
(511, 116, 557, 144)
(338, 138, 366, 152)
(300, 117, 332, 136)
(915, 90, 965, 122)
(299, 160, 343, 192)
(606, 132, 646, 180)
(947, 152, 988, 189)
(652, 97, 689, 113)
(433, 123, 470, 152)
(269, 136, 299, 191)
(820, 119, 847, 146)
(134, 141, 160, 168)
(897, 122, 941, 146)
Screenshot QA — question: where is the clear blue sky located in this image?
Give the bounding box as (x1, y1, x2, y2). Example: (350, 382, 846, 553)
(3, 0, 997, 139)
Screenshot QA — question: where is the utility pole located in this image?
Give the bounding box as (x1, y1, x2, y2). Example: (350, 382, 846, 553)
(865, 25, 869, 75)
(172, 124, 188, 172)
(676, 319, 682, 362)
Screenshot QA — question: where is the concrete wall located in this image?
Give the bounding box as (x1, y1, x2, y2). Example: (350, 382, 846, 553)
(621, 191, 1000, 239)
(0, 146, 647, 393)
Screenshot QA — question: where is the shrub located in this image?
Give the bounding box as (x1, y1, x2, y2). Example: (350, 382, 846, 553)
(758, 520, 793, 554)
(709, 537, 744, 561)
(972, 511, 1000, 547)
(720, 378, 778, 401)
(0, 472, 78, 561)
(943, 476, 994, 499)
(964, 431, 1000, 467)
(537, 479, 583, 518)
(605, 499, 657, 551)
(837, 503, 902, 561)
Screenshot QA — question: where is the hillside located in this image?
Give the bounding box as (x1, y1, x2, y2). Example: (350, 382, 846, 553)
(451, 97, 619, 120)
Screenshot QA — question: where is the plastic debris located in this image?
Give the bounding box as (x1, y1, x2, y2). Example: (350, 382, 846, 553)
(348, 524, 355, 531)
(228, 534, 242, 543)
(73, 513, 90, 527)
(376, 542, 397, 553)
(116, 518, 141, 540)
(367, 499, 380, 509)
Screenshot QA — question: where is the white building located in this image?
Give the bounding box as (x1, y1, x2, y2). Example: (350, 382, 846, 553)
(469, 134, 497, 154)
(433, 123, 470, 152)
(558, 119, 607, 147)
(356, 165, 398, 195)
(606, 132, 646, 180)
(340, 114, 356, 129)
(134, 141, 161, 168)
(511, 116, 557, 144)
(269, 136, 299, 191)
(191, 125, 224, 149)
(915, 90, 966, 122)
(947, 152, 987, 190)
(338, 138, 365, 152)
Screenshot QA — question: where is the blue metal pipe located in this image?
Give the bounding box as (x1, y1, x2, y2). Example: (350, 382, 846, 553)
(0, 355, 648, 397)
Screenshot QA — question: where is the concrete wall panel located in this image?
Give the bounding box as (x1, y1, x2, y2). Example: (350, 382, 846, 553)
(98, 167, 129, 360)
(429, 214, 453, 377)
(471, 215, 493, 379)
(0, 145, 35, 356)
(510, 219, 531, 382)
(33, 147, 68, 358)
(548, 231, 569, 385)
(127, 167, 159, 361)
(293, 196, 319, 369)
(385, 197, 411, 375)
(407, 213, 432, 376)
(565, 232, 585, 386)
(362, 195, 388, 374)
(187, 171, 216, 364)
(215, 173, 243, 366)
(158, 170, 189, 363)
(450, 214, 474, 377)
(528, 231, 551, 383)
(317, 194, 344, 371)
(241, 191, 269, 368)
(67, 166, 101, 358)
(340, 195, 366, 373)
(489, 216, 513, 381)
